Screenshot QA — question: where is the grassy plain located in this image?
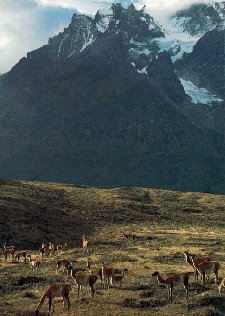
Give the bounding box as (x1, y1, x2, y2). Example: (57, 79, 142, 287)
(0, 179, 225, 315)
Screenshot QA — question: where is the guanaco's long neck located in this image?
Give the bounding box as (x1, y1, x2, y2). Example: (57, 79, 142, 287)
(87, 261, 91, 270)
(36, 293, 48, 311)
(101, 265, 105, 280)
(156, 273, 167, 285)
(122, 232, 127, 238)
(185, 253, 193, 266)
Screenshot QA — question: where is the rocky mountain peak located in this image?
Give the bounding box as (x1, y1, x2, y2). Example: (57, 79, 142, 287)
(171, 1, 225, 36)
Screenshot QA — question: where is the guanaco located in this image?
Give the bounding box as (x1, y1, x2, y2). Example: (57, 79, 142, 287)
(83, 235, 90, 254)
(70, 268, 97, 297)
(13, 251, 28, 262)
(87, 260, 103, 284)
(3, 246, 16, 262)
(190, 256, 220, 284)
(40, 246, 53, 258)
(40, 243, 54, 258)
(35, 283, 71, 315)
(56, 259, 72, 274)
(101, 262, 115, 290)
(56, 243, 68, 253)
(122, 231, 137, 243)
(27, 255, 41, 274)
(152, 271, 193, 303)
(184, 251, 211, 281)
(110, 269, 128, 286)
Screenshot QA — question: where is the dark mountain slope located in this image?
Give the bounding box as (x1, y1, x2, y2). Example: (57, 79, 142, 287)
(0, 4, 225, 193)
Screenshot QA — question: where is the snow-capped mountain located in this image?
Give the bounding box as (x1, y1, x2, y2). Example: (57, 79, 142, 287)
(171, 1, 225, 36)
(0, 2, 225, 194)
(155, 1, 225, 106)
(46, 4, 164, 63)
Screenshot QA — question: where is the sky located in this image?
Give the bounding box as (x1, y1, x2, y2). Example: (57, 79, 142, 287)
(0, 0, 219, 73)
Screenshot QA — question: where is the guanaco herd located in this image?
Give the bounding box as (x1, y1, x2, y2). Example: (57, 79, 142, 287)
(1, 232, 225, 315)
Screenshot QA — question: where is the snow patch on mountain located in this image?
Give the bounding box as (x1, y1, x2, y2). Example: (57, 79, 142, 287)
(179, 78, 223, 105)
(129, 38, 154, 60)
(155, 31, 200, 62)
(169, 2, 225, 37)
(137, 66, 148, 74)
(58, 34, 69, 60)
(96, 9, 113, 33)
(80, 34, 95, 52)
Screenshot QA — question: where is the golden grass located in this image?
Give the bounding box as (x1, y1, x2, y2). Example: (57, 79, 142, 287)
(0, 179, 225, 315)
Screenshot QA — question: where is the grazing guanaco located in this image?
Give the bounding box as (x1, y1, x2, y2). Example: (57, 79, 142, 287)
(27, 255, 41, 274)
(101, 262, 115, 290)
(83, 235, 90, 254)
(56, 259, 72, 274)
(13, 251, 28, 262)
(70, 268, 97, 297)
(56, 243, 68, 253)
(190, 256, 220, 284)
(184, 251, 211, 281)
(152, 271, 192, 303)
(122, 231, 137, 243)
(35, 283, 71, 315)
(219, 277, 225, 296)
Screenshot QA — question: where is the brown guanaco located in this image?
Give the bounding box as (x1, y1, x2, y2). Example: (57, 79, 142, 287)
(152, 271, 193, 303)
(35, 283, 71, 315)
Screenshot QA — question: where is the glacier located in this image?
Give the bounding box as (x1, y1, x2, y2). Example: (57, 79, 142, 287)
(179, 78, 223, 105)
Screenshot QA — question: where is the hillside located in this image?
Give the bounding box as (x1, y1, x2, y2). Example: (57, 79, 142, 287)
(1, 179, 225, 315)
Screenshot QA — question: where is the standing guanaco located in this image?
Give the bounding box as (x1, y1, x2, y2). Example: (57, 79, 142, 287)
(56, 243, 68, 253)
(56, 259, 72, 274)
(190, 256, 220, 284)
(27, 255, 41, 274)
(110, 269, 128, 286)
(3, 245, 16, 262)
(101, 262, 115, 290)
(83, 235, 90, 254)
(87, 260, 103, 284)
(152, 271, 193, 303)
(35, 283, 71, 315)
(70, 268, 97, 297)
(184, 251, 211, 281)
